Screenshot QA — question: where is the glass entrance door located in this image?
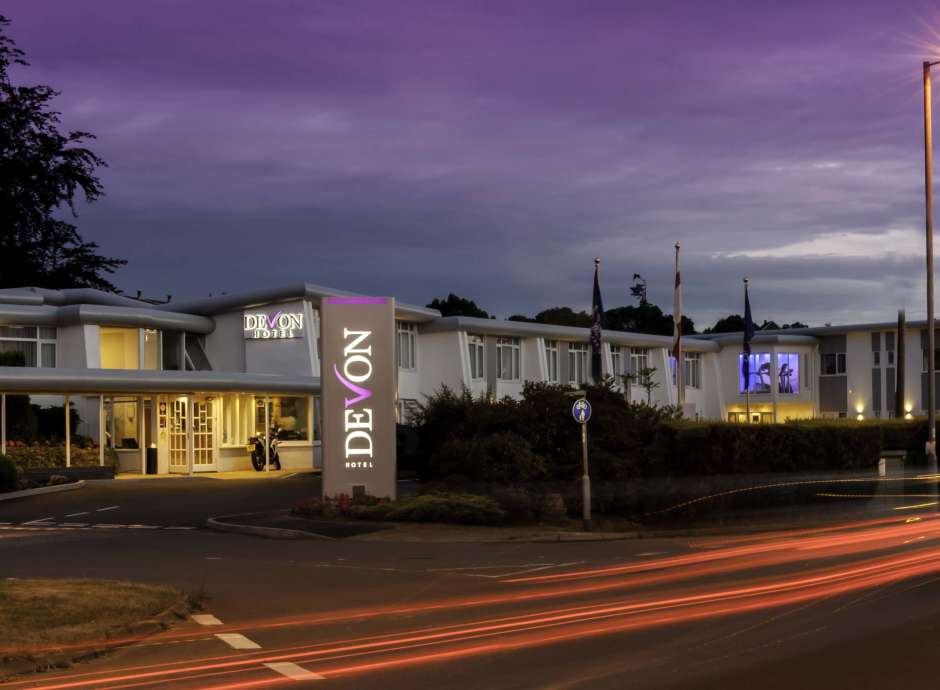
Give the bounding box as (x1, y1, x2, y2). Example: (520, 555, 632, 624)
(167, 398, 217, 472)
(168, 398, 188, 473)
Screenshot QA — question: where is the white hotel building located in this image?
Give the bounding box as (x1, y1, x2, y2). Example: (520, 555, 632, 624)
(0, 283, 927, 475)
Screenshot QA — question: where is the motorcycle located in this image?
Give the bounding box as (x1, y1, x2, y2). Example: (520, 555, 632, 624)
(249, 426, 282, 471)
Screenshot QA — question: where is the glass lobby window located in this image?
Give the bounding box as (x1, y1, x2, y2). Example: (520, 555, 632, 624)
(220, 393, 254, 446)
(100, 327, 139, 369)
(496, 337, 521, 381)
(545, 340, 559, 383)
(107, 398, 139, 449)
(610, 345, 622, 377)
(822, 352, 847, 375)
(143, 329, 160, 370)
(257, 396, 310, 442)
(397, 321, 417, 370)
(739, 353, 772, 393)
(162, 331, 182, 370)
(468, 335, 485, 380)
(568, 343, 589, 385)
(777, 352, 800, 394)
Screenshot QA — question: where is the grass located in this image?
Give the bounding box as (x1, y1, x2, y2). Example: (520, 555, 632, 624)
(0, 578, 183, 651)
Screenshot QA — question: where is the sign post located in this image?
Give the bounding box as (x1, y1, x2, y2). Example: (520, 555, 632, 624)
(572, 397, 592, 531)
(320, 296, 397, 500)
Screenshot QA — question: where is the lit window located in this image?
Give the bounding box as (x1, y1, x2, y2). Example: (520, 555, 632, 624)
(100, 327, 140, 369)
(568, 343, 589, 384)
(256, 396, 310, 442)
(545, 340, 559, 383)
(496, 337, 521, 381)
(777, 352, 800, 394)
(468, 335, 485, 380)
(396, 321, 417, 370)
(739, 353, 772, 393)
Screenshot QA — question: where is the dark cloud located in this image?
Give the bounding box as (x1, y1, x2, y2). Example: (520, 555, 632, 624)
(5, 0, 937, 327)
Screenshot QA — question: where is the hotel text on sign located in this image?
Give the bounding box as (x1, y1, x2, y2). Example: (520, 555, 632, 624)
(320, 296, 396, 500)
(243, 311, 304, 339)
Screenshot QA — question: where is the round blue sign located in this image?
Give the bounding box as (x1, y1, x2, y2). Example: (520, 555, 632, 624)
(572, 398, 591, 424)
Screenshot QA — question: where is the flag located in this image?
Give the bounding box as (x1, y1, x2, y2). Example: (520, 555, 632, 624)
(673, 243, 684, 406)
(742, 281, 755, 390)
(590, 258, 604, 383)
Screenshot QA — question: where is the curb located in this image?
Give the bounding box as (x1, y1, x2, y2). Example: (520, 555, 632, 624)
(0, 480, 85, 503)
(0, 599, 191, 680)
(206, 513, 334, 540)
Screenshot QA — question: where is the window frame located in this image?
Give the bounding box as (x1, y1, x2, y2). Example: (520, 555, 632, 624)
(544, 340, 559, 383)
(496, 337, 522, 382)
(822, 352, 847, 376)
(0, 325, 57, 368)
(468, 335, 485, 381)
(567, 343, 589, 385)
(396, 321, 417, 371)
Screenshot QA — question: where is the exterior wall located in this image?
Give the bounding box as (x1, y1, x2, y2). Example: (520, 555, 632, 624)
(204, 311, 246, 372)
(56, 325, 93, 368)
(244, 300, 313, 377)
(845, 331, 871, 418)
(415, 330, 465, 398)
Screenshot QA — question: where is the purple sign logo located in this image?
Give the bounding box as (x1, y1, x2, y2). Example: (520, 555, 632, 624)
(335, 328, 375, 468)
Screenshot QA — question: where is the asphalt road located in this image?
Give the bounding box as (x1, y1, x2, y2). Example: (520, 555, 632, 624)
(2, 478, 940, 690)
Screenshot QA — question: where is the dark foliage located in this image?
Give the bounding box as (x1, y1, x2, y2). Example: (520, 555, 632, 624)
(426, 294, 491, 318)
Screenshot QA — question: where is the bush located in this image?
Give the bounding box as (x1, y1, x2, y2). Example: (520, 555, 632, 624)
(4, 444, 115, 470)
(46, 474, 70, 486)
(0, 455, 19, 492)
(383, 493, 505, 525)
(431, 431, 546, 483)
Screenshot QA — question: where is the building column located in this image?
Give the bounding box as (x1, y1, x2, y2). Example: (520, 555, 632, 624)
(771, 349, 779, 423)
(1, 393, 5, 457)
(264, 396, 271, 472)
(187, 396, 194, 476)
(98, 396, 105, 466)
(65, 394, 71, 467)
(139, 397, 146, 474)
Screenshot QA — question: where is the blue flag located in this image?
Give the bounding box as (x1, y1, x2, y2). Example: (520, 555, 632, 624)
(591, 259, 605, 383)
(742, 282, 755, 390)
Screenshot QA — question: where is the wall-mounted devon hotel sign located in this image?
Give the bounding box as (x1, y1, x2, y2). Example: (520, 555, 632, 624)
(243, 310, 304, 339)
(320, 296, 396, 500)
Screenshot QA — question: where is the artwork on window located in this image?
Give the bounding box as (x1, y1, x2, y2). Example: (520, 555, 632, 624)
(739, 353, 772, 393)
(777, 353, 800, 394)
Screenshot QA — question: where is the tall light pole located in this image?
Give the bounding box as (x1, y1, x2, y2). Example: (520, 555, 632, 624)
(924, 61, 939, 469)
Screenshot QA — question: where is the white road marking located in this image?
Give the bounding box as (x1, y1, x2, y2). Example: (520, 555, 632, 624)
(65, 511, 89, 517)
(22, 517, 54, 525)
(192, 614, 223, 626)
(636, 551, 668, 557)
(215, 633, 261, 650)
(93, 524, 127, 529)
(127, 524, 161, 529)
(165, 526, 196, 530)
(59, 522, 89, 528)
(96, 505, 120, 512)
(264, 662, 325, 680)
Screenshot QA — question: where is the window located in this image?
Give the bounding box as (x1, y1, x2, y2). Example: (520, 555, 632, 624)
(107, 398, 139, 449)
(630, 348, 650, 384)
(100, 327, 139, 369)
(220, 393, 254, 446)
(610, 345, 622, 378)
(496, 337, 521, 381)
(777, 352, 800, 394)
(0, 325, 56, 367)
(822, 352, 847, 375)
(568, 343, 589, 385)
(739, 352, 772, 393)
(545, 340, 559, 383)
(872, 351, 881, 367)
(888, 351, 895, 365)
(143, 330, 160, 370)
(397, 399, 419, 424)
(685, 352, 701, 389)
(162, 331, 182, 370)
(397, 321, 417, 370)
(256, 396, 310, 442)
(468, 335, 485, 380)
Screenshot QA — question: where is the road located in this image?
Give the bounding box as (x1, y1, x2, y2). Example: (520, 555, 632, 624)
(2, 478, 940, 689)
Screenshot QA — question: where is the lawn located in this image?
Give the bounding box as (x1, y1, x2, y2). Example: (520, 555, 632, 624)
(0, 578, 183, 652)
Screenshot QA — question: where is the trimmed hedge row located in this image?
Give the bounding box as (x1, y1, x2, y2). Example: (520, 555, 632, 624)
(410, 383, 931, 483)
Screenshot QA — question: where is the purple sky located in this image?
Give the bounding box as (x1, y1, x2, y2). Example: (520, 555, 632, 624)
(6, 1, 940, 327)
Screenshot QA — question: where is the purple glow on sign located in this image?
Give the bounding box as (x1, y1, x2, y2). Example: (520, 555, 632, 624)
(326, 296, 387, 305)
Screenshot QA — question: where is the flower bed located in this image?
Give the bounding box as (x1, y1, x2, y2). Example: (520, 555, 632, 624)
(4, 442, 117, 469)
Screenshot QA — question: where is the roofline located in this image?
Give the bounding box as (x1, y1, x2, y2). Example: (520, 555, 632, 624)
(0, 304, 215, 334)
(0, 368, 319, 394)
(422, 316, 720, 352)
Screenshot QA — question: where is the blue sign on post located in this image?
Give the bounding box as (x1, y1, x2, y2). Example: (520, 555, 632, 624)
(572, 398, 591, 424)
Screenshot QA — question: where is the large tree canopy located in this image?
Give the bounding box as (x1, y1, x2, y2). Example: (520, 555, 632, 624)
(0, 15, 125, 291)
(426, 293, 491, 318)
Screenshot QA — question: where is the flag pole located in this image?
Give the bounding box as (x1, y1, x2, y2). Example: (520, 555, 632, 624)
(673, 242, 684, 412)
(744, 277, 751, 423)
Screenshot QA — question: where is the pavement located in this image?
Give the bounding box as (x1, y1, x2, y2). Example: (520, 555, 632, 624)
(2, 477, 940, 689)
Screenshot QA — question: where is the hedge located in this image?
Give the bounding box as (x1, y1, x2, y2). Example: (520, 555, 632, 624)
(4, 445, 118, 470)
(410, 383, 931, 483)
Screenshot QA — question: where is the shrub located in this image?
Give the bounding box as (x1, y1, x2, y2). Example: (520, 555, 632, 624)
(0, 454, 19, 492)
(46, 474, 70, 486)
(431, 432, 546, 483)
(383, 493, 505, 525)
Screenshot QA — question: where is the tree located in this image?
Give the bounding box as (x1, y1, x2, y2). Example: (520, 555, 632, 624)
(426, 293, 491, 318)
(0, 15, 125, 291)
(624, 366, 660, 405)
(533, 306, 592, 328)
(705, 314, 745, 334)
(507, 314, 535, 322)
(782, 321, 808, 329)
(605, 303, 696, 336)
(759, 320, 780, 331)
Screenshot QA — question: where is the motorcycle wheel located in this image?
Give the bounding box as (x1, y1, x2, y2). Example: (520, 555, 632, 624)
(250, 451, 265, 472)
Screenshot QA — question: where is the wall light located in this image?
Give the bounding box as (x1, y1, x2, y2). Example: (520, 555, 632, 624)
(856, 413, 865, 421)
(855, 403, 865, 414)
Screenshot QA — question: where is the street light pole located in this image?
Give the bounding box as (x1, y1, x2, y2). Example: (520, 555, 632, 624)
(924, 61, 938, 469)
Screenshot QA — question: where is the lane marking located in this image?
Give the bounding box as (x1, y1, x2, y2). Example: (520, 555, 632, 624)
(215, 633, 261, 650)
(636, 551, 668, 557)
(264, 662, 325, 680)
(128, 524, 162, 529)
(165, 526, 196, 530)
(59, 522, 89, 528)
(192, 614, 223, 626)
(22, 517, 54, 525)
(894, 502, 939, 510)
(96, 505, 120, 512)
(65, 511, 89, 517)
(93, 524, 127, 529)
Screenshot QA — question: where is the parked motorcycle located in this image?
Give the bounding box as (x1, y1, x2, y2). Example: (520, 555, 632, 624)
(249, 426, 281, 471)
